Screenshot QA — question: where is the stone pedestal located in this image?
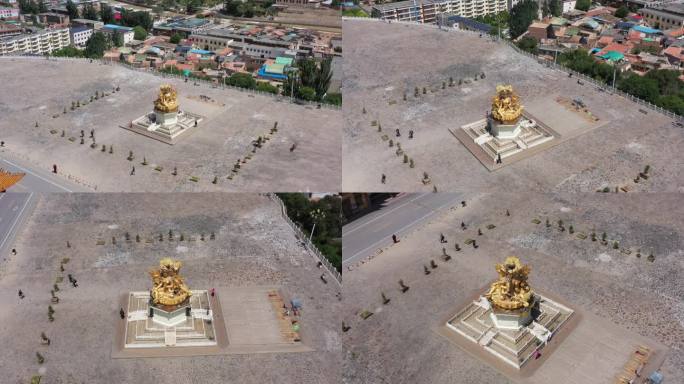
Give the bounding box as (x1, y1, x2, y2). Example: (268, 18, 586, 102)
(151, 303, 189, 327)
(489, 306, 533, 331)
(489, 118, 522, 140)
(489, 296, 538, 331)
(154, 109, 178, 127)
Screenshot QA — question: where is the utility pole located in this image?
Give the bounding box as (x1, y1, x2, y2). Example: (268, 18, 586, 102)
(612, 67, 617, 90)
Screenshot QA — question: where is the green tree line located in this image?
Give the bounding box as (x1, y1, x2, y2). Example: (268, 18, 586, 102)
(277, 193, 342, 272)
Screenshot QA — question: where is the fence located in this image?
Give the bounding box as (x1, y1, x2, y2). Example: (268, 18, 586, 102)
(269, 193, 342, 285)
(341, 16, 684, 122)
(0, 55, 341, 110)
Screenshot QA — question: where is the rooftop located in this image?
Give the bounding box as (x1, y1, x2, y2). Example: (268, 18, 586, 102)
(103, 24, 133, 32)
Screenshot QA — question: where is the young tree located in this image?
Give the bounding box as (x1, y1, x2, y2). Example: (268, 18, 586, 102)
(314, 57, 333, 100)
(517, 36, 538, 54)
(65, 0, 79, 20)
(617, 73, 660, 103)
(542, 0, 551, 17)
(85, 32, 108, 58)
(82, 3, 99, 20)
(614, 5, 629, 18)
(100, 4, 114, 24)
(186, 0, 201, 14)
(225, 72, 256, 89)
(112, 31, 124, 47)
(169, 33, 182, 44)
(549, 0, 561, 16)
(299, 86, 316, 101)
(133, 26, 148, 40)
(509, 0, 539, 38)
(575, 0, 591, 11)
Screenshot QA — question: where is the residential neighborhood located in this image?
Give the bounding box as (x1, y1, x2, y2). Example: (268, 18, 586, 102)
(0, 0, 341, 103)
(343, 0, 683, 114)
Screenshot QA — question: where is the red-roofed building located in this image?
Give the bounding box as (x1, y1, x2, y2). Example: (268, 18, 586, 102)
(597, 35, 614, 47)
(663, 46, 684, 66)
(597, 42, 633, 56)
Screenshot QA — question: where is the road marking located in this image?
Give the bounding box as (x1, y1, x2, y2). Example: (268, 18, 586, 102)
(343, 196, 460, 265)
(343, 193, 429, 236)
(0, 192, 33, 253)
(1, 159, 73, 192)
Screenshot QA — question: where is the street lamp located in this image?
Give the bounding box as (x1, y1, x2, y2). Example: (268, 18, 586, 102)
(288, 68, 299, 103)
(309, 208, 325, 243)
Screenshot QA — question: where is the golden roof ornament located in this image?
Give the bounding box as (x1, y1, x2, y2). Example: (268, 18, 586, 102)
(154, 84, 179, 113)
(485, 256, 534, 310)
(149, 258, 191, 307)
(491, 85, 523, 124)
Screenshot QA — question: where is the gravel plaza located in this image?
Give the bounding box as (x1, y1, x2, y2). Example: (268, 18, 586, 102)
(342, 192, 683, 384)
(0, 57, 341, 192)
(0, 193, 341, 384)
(342, 19, 683, 193)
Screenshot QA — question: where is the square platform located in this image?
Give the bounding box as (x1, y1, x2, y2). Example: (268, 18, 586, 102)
(444, 292, 574, 370)
(123, 290, 217, 349)
(450, 111, 558, 171)
(122, 110, 205, 145)
(113, 286, 313, 358)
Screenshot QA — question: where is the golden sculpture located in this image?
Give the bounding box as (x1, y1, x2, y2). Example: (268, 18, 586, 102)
(154, 84, 179, 113)
(491, 85, 524, 124)
(485, 256, 534, 310)
(149, 258, 191, 307)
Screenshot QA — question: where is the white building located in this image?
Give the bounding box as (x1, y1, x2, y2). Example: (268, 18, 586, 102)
(101, 24, 135, 45)
(0, 28, 70, 55)
(70, 26, 92, 47)
(0, 7, 20, 19)
(371, 0, 509, 24)
(562, 0, 576, 13)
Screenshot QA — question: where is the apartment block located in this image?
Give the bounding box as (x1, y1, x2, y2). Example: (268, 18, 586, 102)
(0, 28, 70, 55)
(371, 0, 509, 24)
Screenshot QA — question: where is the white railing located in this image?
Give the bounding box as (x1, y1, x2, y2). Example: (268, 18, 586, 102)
(0, 55, 341, 110)
(340, 17, 683, 122)
(269, 193, 342, 285)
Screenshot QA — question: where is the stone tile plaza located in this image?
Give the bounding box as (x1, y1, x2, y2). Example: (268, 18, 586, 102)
(0, 194, 340, 383)
(342, 19, 683, 193)
(0, 57, 341, 192)
(342, 193, 681, 384)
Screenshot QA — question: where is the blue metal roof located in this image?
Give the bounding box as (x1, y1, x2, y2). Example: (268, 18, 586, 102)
(257, 66, 287, 81)
(103, 24, 133, 32)
(189, 48, 212, 55)
(616, 21, 634, 29)
(632, 25, 661, 34)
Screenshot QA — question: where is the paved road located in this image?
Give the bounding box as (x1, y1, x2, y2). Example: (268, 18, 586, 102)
(0, 193, 35, 259)
(342, 193, 462, 265)
(0, 154, 88, 192)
